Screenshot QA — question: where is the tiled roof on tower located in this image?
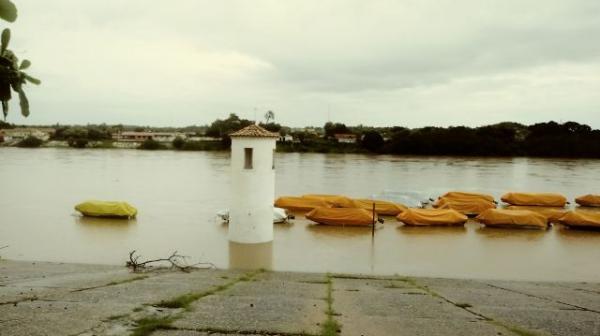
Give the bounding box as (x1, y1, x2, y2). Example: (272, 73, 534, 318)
(230, 124, 280, 138)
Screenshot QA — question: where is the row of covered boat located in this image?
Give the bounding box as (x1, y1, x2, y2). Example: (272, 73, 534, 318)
(274, 192, 600, 230)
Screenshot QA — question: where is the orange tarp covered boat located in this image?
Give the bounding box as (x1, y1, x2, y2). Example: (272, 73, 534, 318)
(306, 207, 376, 226)
(440, 191, 495, 203)
(396, 209, 468, 226)
(557, 211, 600, 229)
(575, 194, 600, 207)
(475, 209, 548, 229)
(302, 194, 356, 208)
(500, 192, 567, 207)
(433, 197, 496, 215)
(352, 199, 407, 216)
(274, 197, 331, 212)
(505, 205, 568, 223)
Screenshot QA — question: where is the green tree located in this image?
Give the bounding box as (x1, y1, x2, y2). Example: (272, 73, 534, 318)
(172, 136, 185, 149)
(361, 130, 384, 152)
(17, 135, 42, 148)
(264, 110, 274, 123)
(205, 113, 253, 146)
(139, 138, 162, 150)
(324, 122, 350, 138)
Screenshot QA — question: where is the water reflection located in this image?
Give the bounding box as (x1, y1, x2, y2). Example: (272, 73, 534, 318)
(75, 215, 137, 228)
(397, 225, 467, 236)
(228, 241, 273, 270)
(475, 226, 547, 241)
(306, 223, 378, 238)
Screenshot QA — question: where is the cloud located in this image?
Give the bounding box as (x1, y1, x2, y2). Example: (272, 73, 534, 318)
(5, 0, 600, 128)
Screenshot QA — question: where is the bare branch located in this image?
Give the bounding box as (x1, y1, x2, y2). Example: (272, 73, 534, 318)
(0, 245, 8, 250)
(125, 250, 215, 273)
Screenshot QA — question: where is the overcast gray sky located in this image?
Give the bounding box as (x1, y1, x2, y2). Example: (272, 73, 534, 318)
(6, 0, 600, 128)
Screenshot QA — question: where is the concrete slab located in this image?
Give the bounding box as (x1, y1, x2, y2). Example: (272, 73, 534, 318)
(331, 278, 506, 336)
(174, 277, 326, 335)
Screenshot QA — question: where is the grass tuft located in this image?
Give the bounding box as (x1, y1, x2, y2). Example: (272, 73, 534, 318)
(321, 274, 341, 336)
(130, 316, 176, 336)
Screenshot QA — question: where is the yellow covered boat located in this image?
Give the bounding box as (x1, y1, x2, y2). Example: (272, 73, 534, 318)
(433, 197, 496, 216)
(396, 208, 468, 226)
(575, 194, 600, 207)
(301, 194, 356, 208)
(475, 209, 547, 229)
(557, 211, 600, 229)
(352, 199, 407, 216)
(439, 191, 495, 203)
(504, 205, 568, 223)
(274, 196, 331, 212)
(306, 207, 376, 226)
(75, 200, 137, 219)
(500, 192, 567, 207)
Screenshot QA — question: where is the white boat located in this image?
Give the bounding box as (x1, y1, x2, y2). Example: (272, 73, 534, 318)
(217, 207, 291, 224)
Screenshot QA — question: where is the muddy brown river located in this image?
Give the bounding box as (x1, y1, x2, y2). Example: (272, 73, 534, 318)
(1, 147, 600, 281)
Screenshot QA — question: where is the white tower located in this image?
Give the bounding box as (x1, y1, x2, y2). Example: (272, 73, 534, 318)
(229, 124, 279, 243)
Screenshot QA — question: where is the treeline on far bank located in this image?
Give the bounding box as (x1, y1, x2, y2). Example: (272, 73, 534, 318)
(154, 120, 600, 158)
(3, 118, 600, 158)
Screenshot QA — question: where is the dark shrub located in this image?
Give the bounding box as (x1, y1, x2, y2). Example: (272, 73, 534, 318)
(17, 135, 43, 148)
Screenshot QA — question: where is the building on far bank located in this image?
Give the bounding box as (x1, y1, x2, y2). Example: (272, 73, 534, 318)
(279, 134, 294, 142)
(334, 133, 357, 143)
(1, 128, 54, 142)
(112, 131, 185, 143)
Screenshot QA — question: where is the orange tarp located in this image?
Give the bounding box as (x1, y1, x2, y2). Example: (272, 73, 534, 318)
(352, 199, 408, 216)
(440, 191, 495, 203)
(274, 197, 332, 212)
(475, 209, 547, 229)
(433, 197, 496, 215)
(505, 206, 568, 223)
(396, 208, 468, 226)
(302, 194, 356, 208)
(500, 192, 567, 207)
(558, 211, 600, 228)
(306, 207, 376, 226)
(575, 194, 600, 207)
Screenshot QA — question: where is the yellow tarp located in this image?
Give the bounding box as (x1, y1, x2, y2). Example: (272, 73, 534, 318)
(396, 208, 468, 226)
(302, 194, 356, 208)
(500, 192, 567, 207)
(505, 205, 568, 223)
(433, 197, 496, 215)
(306, 207, 376, 226)
(440, 191, 495, 203)
(558, 211, 600, 228)
(274, 196, 332, 212)
(75, 200, 137, 219)
(352, 199, 408, 216)
(575, 194, 600, 207)
(475, 209, 547, 229)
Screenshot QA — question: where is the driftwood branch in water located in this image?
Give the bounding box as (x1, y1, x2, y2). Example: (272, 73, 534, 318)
(126, 250, 215, 272)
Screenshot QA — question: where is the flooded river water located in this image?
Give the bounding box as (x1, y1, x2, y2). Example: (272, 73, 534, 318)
(1, 147, 600, 281)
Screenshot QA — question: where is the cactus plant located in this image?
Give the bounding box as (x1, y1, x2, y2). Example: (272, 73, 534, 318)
(0, 27, 40, 119)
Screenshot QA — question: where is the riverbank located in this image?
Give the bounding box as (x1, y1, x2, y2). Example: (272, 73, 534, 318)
(1, 259, 599, 336)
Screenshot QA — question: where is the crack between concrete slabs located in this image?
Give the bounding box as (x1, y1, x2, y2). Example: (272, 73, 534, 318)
(485, 283, 600, 315)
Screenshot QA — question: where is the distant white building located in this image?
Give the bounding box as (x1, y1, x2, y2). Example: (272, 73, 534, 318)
(334, 133, 357, 144)
(279, 134, 294, 142)
(112, 131, 185, 143)
(2, 128, 53, 141)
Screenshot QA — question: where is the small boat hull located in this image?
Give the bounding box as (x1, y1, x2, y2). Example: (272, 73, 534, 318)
(476, 209, 548, 230)
(397, 209, 468, 226)
(306, 207, 376, 226)
(75, 201, 137, 219)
